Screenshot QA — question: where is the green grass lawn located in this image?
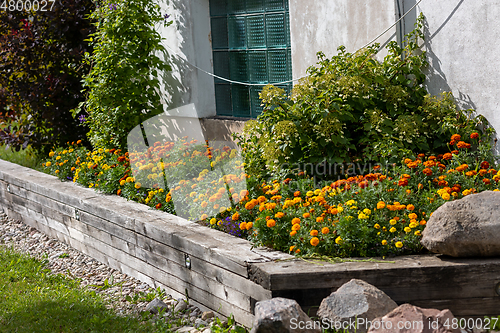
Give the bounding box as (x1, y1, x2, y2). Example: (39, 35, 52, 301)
(0, 145, 43, 171)
(0, 246, 162, 333)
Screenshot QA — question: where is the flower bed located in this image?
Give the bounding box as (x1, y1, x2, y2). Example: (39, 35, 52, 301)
(42, 132, 500, 259)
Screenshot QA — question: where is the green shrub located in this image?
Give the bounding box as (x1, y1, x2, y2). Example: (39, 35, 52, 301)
(0, 0, 94, 154)
(77, 0, 172, 150)
(235, 14, 489, 181)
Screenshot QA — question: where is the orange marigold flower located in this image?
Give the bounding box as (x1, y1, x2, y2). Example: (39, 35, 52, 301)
(316, 216, 324, 223)
(408, 213, 417, 220)
(302, 213, 310, 218)
(310, 230, 319, 236)
(377, 201, 386, 209)
(456, 164, 468, 172)
(420, 220, 427, 226)
(321, 227, 330, 234)
(481, 161, 490, 169)
(155, 203, 162, 209)
(291, 218, 301, 225)
(239, 222, 247, 230)
(456, 141, 470, 149)
(232, 213, 240, 221)
(290, 231, 297, 237)
(310, 237, 320, 247)
(246, 222, 253, 230)
(398, 179, 408, 187)
(117, 189, 122, 196)
(266, 219, 276, 228)
(451, 150, 459, 154)
(275, 212, 285, 218)
(294, 191, 301, 197)
(422, 168, 433, 176)
(483, 178, 491, 185)
(449, 140, 456, 146)
(470, 132, 479, 139)
(407, 204, 415, 211)
(451, 134, 461, 141)
(418, 183, 424, 190)
(442, 153, 452, 160)
(291, 223, 301, 231)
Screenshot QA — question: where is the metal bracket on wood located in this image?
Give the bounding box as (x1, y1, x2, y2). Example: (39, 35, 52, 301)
(75, 209, 80, 221)
(495, 282, 500, 296)
(6, 185, 10, 193)
(184, 254, 191, 269)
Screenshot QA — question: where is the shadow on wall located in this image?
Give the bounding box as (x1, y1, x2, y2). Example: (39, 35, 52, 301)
(421, 0, 477, 112)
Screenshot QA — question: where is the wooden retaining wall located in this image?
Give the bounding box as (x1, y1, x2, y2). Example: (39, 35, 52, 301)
(0, 159, 499, 325)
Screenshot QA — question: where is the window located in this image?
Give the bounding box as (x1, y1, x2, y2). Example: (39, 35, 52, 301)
(209, 0, 292, 118)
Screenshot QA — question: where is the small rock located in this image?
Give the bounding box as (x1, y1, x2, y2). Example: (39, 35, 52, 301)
(174, 299, 188, 313)
(421, 191, 500, 257)
(251, 297, 321, 333)
(195, 318, 208, 328)
(317, 279, 397, 332)
(367, 303, 461, 333)
(175, 327, 196, 333)
(146, 298, 170, 315)
(201, 311, 215, 321)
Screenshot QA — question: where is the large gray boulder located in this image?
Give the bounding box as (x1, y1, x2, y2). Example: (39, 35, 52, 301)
(251, 298, 321, 333)
(367, 303, 460, 333)
(317, 279, 397, 332)
(421, 191, 500, 257)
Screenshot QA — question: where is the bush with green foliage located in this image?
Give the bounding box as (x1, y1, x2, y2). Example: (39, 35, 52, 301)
(76, 0, 172, 150)
(0, 1, 94, 154)
(235, 14, 490, 181)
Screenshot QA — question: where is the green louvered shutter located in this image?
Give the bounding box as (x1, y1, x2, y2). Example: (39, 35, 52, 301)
(209, 0, 292, 118)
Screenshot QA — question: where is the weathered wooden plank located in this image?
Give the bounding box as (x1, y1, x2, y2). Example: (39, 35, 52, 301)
(411, 298, 500, 316)
(134, 246, 252, 310)
(60, 225, 255, 327)
(136, 233, 272, 301)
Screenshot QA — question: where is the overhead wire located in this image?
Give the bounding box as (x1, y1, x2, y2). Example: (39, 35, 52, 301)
(166, 0, 424, 86)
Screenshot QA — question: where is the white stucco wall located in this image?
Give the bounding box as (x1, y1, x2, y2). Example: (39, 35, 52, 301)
(417, 0, 500, 141)
(156, 0, 216, 118)
(288, 0, 399, 79)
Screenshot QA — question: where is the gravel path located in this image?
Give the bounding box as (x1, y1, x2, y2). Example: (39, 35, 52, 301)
(0, 207, 235, 333)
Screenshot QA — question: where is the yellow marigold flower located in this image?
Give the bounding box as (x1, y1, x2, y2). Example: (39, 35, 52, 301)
(48, 151, 55, 157)
(310, 230, 318, 237)
(363, 208, 371, 215)
(306, 191, 314, 197)
(389, 227, 397, 233)
(46, 161, 52, 167)
(56, 156, 61, 160)
(441, 193, 451, 200)
(414, 230, 421, 236)
(409, 222, 418, 228)
(200, 214, 208, 220)
(358, 212, 369, 220)
(376, 201, 385, 209)
(345, 200, 356, 206)
(395, 241, 403, 248)
(267, 219, 276, 228)
(313, 189, 321, 196)
(55, 169, 60, 174)
(321, 227, 329, 234)
(374, 224, 381, 229)
(408, 213, 417, 220)
(291, 224, 301, 231)
(404, 227, 411, 233)
(289, 245, 295, 252)
(134, 183, 141, 189)
(310, 237, 320, 246)
(335, 236, 343, 245)
(381, 240, 388, 245)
